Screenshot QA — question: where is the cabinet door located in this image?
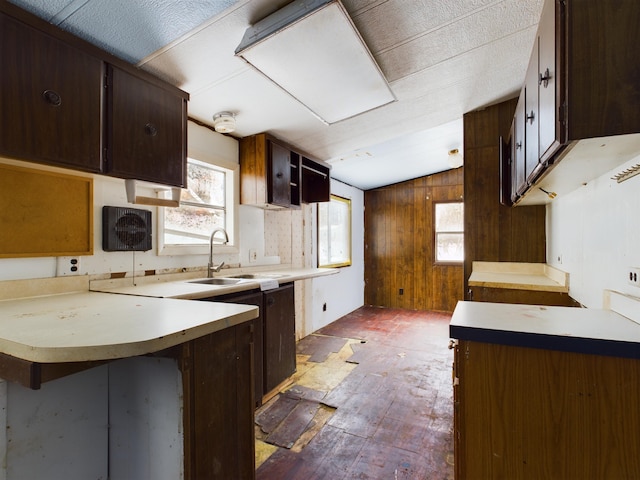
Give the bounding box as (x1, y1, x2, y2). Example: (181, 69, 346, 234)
(524, 43, 540, 185)
(0, 13, 103, 172)
(537, 0, 557, 162)
(107, 65, 186, 187)
(204, 290, 264, 408)
(499, 134, 512, 207)
(301, 156, 331, 203)
(263, 284, 296, 392)
(512, 90, 527, 199)
(268, 140, 292, 207)
(189, 324, 255, 480)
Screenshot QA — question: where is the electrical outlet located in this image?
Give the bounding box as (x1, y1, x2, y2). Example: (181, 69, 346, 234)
(249, 249, 257, 262)
(628, 267, 640, 287)
(56, 256, 81, 276)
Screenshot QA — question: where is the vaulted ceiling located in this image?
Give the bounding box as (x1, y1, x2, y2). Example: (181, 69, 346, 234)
(9, 0, 544, 189)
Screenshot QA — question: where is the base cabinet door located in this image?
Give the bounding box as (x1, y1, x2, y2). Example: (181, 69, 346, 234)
(455, 340, 640, 479)
(203, 290, 264, 408)
(182, 323, 255, 480)
(263, 283, 296, 393)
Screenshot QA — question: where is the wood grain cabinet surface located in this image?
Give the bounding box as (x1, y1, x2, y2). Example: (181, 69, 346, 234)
(181, 323, 255, 480)
(263, 283, 296, 393)
(454, 339, 640, 479)
(0, 11, 103, 172)
(240, 133, 330, 208)
(201, 289, 265, 408)
(0, 2, 188, 189)
(502, 0, 640, 205)
(106, 65, 187, 187)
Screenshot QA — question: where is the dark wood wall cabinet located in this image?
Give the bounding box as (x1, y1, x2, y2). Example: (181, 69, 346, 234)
(239, 133, 331, 208)
(501, 0, 640, 206)
(0, 2, 188, 188)
(464, 99, 547, 301)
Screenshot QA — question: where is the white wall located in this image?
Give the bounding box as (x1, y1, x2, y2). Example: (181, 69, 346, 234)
(546, 153, 640, 307)
(302, 179, 365, 334)
(0, 123, 366, 329)
(0, 122, 282, 281)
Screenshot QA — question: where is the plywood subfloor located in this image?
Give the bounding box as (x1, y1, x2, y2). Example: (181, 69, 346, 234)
(256, 306, 454, 479)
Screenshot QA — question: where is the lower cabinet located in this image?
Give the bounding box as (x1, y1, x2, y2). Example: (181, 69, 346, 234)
(180, 323, 255, 480)
(263, 283, 296, 393)
(468, 286, 580, 307)
(453, 340, 640, 479)
(202, 283, 296, 401)
(204, 290, 264, 408)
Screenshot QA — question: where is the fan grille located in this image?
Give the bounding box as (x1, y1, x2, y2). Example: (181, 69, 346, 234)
(103, 206, 152, 251)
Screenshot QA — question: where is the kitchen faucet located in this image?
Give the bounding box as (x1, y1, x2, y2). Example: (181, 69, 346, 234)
(208, 227, 229, 277)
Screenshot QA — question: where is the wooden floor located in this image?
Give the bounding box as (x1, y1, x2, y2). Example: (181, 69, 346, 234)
(255, 306, 454, 479)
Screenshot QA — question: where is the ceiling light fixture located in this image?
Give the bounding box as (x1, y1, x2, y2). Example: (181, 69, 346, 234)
(235, 0, 396, 125)
(447, 148, 464, 168)
(212, 111, 236, 133)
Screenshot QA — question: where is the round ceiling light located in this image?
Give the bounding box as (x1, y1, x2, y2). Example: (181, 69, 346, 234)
(213, 111, 236, 133)
(447, 148, 463, 168)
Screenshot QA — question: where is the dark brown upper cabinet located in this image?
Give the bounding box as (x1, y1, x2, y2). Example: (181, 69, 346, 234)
(0, 2, 188, 189)
(505, 0, 640, 206)
(301, 156, 330, 204)
(0, 11, 103, 173)
(240, 133, 330, 209)
(106, 65, 187, 188)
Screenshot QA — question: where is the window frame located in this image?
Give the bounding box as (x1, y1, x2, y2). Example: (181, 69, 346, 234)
(433, 200, 464, 265)
(157, 156, 239, 256)
(317, 194, 352, 268)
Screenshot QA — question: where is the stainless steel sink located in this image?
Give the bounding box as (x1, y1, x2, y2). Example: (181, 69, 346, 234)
(189, 278, 243, 286)
(228, 273, 286, 279)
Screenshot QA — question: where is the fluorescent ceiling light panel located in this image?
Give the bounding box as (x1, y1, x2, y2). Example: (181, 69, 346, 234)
(235, 0, 396, 124)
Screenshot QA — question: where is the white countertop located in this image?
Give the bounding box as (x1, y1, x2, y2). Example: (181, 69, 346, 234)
(450, 292, 640, 358)
(0, 291, 258, 363)
(468, 261, 569, 293)
(89, 267, 338, 299)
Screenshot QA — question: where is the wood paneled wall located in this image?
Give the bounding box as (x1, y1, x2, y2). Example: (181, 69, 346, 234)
(463, 99, 547, 298)
(364, 168, 463, 312)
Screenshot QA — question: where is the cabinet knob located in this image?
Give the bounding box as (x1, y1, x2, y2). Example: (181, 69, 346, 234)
(42, 90, 62, 107)
(527, 110, 535, 125)
(276, 172, 283, 179)
(516, 141, 522, 150)
(538, 68, 552, 88)
(144, 123, 158, 136)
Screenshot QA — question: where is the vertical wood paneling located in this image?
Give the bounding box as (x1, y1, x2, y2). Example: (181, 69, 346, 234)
(364, 169, 463, 312)
(463, 99, 546, 299)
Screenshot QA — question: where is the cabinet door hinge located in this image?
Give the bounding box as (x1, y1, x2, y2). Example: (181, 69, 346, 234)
(559, 102, 568, 126)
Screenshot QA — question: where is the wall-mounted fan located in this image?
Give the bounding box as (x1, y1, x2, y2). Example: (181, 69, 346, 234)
(102, 206, 152, 252)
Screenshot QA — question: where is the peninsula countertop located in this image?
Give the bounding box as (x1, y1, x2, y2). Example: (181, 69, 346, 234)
(450, 292, 640, 359)
(0, 291, 258, 363)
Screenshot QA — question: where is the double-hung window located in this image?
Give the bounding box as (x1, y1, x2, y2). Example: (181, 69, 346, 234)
(318, 194, 352, 268)
(159, 157, 236, 255)
(434, 202, 464, 263)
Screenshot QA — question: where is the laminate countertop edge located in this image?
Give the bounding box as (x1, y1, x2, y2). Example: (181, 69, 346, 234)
(0, 292, 259, 363)
(450, 300, 640, 360)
